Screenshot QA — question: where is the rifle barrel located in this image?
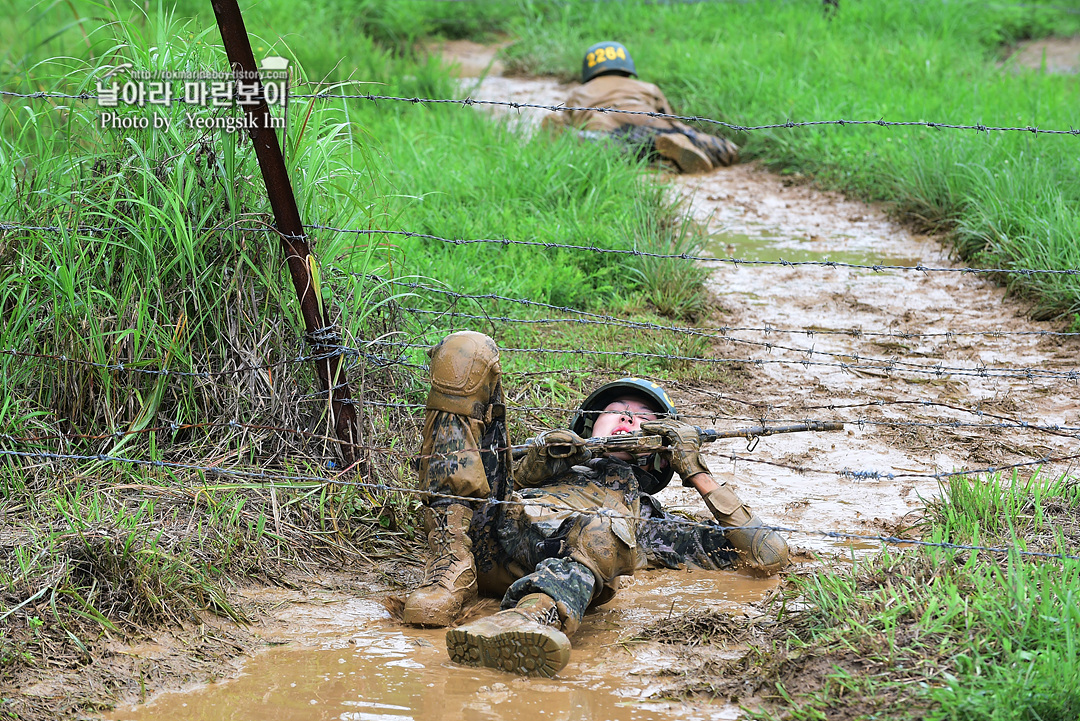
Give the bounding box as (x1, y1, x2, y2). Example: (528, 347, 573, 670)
(510, 421, 844, 460)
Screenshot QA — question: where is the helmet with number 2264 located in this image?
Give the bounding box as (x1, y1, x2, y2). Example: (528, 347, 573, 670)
(582, 41, 637, 83)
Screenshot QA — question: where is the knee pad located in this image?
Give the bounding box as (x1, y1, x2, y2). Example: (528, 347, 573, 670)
(427, 331, 502, 420)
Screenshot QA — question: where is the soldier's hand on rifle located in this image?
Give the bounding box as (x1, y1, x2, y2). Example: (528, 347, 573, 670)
(514, 429, 592, 487)
(640, 419, 711, 485)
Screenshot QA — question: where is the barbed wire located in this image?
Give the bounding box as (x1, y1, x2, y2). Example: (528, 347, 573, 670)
(7, 340, 1065, 431)
(8, 432, 1079, 482)
(290, 93, 1080, 139)
(6, 220, 1078, 279)
(0, 344, 425, 380)
(277, 0, 1080, 11)
(6, 345, 1075, 436)
(5, 406, 1072, 450)
(396, 303, 1080, 341)
(8, 87, 1078, 138)
(0, 419, 368, 448)
(3, 446, 1078, 561)
(10, 316, 1075, 385)
(318, 227, 1080, 277)
(397, 305, 1079, 377)
(342, 398, 1080, 441)
(705, 415, 1080, 438)
(369, 340, 1079, 381)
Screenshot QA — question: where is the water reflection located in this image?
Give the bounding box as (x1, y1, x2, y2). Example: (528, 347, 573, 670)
(705, 230, 920, 267)
(107, 571, 770, 721)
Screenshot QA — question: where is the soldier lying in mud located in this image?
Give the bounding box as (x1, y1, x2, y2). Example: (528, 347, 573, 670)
(402, 331, 788, 677)
(544, 41, 740, 174)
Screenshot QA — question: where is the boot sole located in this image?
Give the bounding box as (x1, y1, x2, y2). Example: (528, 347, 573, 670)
(446, 623, 571, 677)
(655, 135, 712, 174)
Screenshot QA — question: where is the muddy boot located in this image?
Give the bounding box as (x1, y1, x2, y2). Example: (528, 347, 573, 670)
(655, 132, 713, 174)
(703, 485, 788, 573)
(446, 593, 571, 677)
(403, 503, 478, 627)
(685, 129, 740, 167)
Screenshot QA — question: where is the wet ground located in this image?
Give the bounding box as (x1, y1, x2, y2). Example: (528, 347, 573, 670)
(431, 43, 1078, 553)
(107, 571, 774, 721)
(105, 40, 1080, 720)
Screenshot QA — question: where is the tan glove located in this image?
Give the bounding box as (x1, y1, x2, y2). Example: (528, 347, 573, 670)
(513, 429, 592, 487)
(703, 485, 789, 573)
(640, 419, 710, 483)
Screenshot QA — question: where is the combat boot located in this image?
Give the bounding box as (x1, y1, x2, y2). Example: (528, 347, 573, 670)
(686, 130, 740, 167)
(403, 503, 478, 627)
(703, 485, 789, 573)
(446, 593, 572, 677)
(655, 132, 713, 174)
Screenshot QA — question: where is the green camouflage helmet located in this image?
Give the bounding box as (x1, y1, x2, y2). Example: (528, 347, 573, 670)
(571, 378, 677, 494)
(582, 41, 637, 84)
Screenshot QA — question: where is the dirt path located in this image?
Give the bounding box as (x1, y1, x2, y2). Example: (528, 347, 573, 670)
(437, 43, 1078, 553)
(103, 42, 1079, 721)
(663, 165, 1077, 551)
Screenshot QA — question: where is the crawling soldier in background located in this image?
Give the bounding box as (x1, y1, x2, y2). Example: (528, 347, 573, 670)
(544, 41, 740, 174)
(402, 331, 787, 677)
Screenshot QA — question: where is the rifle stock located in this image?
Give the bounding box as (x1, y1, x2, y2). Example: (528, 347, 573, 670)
(511, 421, 844, 460)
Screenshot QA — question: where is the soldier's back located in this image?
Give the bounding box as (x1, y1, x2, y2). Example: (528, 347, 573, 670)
(561, 76, 674, 132)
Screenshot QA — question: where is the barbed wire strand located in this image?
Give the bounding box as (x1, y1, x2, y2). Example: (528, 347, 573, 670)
(317, 228, 1080, 277)
(395, 305, 1079, 377)
(3, 446, 1078, 562)
(369, 340, 1080, 381)
(6, 346, 1075, 437)
(4, 409, 1075, 449)
(5, 88, 1080, 138)
(394, 301, 1080, 341)
(4, 221, 1078, 278)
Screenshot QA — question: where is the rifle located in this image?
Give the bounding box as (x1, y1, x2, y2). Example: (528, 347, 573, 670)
(510, 421, 845, 460)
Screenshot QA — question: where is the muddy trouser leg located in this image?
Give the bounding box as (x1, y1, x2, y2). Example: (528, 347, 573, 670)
(674, 125, 740, 167)
(637, 496, 740, 571)
(702, 485, 789, 573)
(404, 331, 512, 627)
(498, 507, 640, 635)
(577, 126, 663, 164)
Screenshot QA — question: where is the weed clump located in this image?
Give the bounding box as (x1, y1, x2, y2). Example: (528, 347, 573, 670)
(649, 472, 1080, 721)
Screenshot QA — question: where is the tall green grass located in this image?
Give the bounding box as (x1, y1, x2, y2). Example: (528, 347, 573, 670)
(0, 2, 713, 692)
(757, 471, 1080, 720)
(504, 0, 1080, 318)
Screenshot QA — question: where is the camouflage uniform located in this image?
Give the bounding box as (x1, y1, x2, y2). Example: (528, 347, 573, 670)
(420, 341, 738, 633)
(544, 74, 739, 171)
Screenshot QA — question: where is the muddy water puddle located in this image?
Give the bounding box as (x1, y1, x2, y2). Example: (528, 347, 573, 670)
(108, 571, 769, 721)
(705, 229, 919, 267)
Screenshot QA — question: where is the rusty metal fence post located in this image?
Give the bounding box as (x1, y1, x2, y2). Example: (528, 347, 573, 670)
(210, 0, 360, 464)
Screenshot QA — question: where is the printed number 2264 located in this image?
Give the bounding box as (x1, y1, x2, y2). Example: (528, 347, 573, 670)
(587, 45, 627, 68)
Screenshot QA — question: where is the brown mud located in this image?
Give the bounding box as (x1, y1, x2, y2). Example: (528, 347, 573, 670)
(106, 570, 773, 720)
(100, 43, 1079, 720)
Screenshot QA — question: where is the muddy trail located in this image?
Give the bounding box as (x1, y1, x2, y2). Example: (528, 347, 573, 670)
(105, 42, 1079, 721)
(431, 40, 1078, 551)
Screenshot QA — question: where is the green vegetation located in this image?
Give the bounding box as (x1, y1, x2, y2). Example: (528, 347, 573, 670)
(655, 471, 1080, 720)
(0, 3, 715, 715)
(503, 0, 1080, 319)
(2, 0, 1079, 718)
